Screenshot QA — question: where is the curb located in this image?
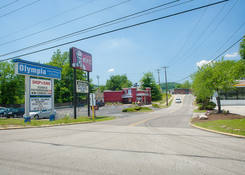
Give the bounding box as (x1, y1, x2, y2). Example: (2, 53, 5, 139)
(190, 122, 245, 138)
(0, 121, 94, 131)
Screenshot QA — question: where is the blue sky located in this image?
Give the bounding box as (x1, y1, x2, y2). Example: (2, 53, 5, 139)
(0, 0, 244, 85)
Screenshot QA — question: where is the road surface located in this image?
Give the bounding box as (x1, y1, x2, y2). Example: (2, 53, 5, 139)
(0, 95, 245, 175)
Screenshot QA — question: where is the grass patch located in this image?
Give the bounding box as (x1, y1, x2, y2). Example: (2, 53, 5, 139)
(193, 109, 207, 113)
(122, 106, 152, 112)
(193, 119, 245, 136)
(0, 116, 115, 128)
(152, 103, 160, 108)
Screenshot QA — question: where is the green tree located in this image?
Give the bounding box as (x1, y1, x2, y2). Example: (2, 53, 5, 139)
(105, 75, 132, 90)
(176, 80, 192, 89)
(47, 49, 87, 103)
(192, 59, 245, 113)
(240, 36, 245, 60)
(140, 72, 162, 101)
(0, 62, 24, 105)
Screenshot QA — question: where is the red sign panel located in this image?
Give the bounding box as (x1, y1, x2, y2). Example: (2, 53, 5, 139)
(70, 47, 92, 72)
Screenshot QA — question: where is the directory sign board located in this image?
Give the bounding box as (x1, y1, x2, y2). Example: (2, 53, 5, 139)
(30, 78, 52, 96)
(30, 97, 52, 111)
(13, 59, 61, 79)
(76, 80, 88, 93)
(70, 47, 92, 72)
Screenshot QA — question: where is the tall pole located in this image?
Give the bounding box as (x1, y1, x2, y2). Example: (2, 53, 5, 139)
(162, 67, 168, 106)
(87, 71, 90, 117)
(73, 68, 77, 119)
(156, 69, 161, 85)
(96, 75, 100, 87)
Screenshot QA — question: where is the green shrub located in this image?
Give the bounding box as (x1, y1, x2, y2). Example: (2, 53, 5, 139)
(198, 101, 216, 110)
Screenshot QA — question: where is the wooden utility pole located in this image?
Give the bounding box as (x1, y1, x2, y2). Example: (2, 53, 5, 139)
(162, 66, 168, 106)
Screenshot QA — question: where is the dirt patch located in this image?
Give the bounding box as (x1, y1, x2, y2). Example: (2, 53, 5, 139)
(192, 113, 245, 123)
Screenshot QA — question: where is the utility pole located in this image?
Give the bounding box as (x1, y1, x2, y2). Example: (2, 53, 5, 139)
(156, 69, 161, 85)
(162, 66, 168, 106)
(96, 75, 100, 87)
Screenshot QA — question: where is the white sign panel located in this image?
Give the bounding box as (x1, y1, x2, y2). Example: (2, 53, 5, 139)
(90, 93, 96, 106)
(30, 97, 52, 111)
(76, 80, 88, 93)
(30, 78, 52, 96)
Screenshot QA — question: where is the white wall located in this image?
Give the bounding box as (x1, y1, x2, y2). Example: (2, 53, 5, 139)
(212, 96, 245, 106)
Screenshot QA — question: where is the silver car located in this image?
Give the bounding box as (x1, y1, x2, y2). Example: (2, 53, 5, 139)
(30, 110, 56, 119)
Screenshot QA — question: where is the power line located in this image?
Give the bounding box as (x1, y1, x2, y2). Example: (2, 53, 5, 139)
(0, 0, 132, 47)
(213, 21, 245, 55)
(0, 0, 193, 49)
(0, 0, 229, 62)
(166, 7, 207, 66)
(170, 2, 226, 67)
(175, 35, 244, 83)
(173, 0, 239, 68)
(0, 0, 41, 19)
(0, 0, 96, 40)
(0, 0, 186, 57)
(0, 0, 19, 10)
(184, 0, 238, 62)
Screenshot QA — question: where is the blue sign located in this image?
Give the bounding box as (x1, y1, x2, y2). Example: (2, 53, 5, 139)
(13, 59, 61, 79)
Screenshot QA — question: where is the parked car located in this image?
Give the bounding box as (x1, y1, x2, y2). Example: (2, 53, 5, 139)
(175, 97, 182, 103)
(30, 110, 56, 119)
(0, 107, 8, 117)
(6, 108, 24, 118)
(96, 101, 105, 107)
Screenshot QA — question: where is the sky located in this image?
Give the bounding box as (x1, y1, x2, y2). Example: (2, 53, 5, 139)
(0, 0, 244, 86)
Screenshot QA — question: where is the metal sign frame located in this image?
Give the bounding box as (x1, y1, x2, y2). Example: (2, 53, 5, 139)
(13, 59, 61, 121)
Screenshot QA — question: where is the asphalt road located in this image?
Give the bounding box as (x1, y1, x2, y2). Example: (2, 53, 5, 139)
(1, 95, 245, 175)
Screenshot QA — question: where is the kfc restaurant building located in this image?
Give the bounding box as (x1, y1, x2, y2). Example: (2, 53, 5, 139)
(104, 87, 151, 104)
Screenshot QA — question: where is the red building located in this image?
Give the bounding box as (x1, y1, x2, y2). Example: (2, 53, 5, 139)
(173, 88, 191, 94)
(104, 87, 151, 104)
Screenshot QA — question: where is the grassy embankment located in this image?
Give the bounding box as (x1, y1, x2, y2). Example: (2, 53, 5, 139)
(0, 116, 115, 128)
(193, 119, 245, 136)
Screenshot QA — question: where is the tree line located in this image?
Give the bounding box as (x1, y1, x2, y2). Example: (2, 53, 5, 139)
(0, 49, 163, 105)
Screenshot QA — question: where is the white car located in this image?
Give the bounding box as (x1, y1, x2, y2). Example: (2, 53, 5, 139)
(175, 97, 182, 103)
(30, 110, 56, 119)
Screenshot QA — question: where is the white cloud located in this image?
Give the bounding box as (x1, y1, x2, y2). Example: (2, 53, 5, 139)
(196, 60, 211, 68)
(224, 52, 238, 58)
(107, 68, 115, 72)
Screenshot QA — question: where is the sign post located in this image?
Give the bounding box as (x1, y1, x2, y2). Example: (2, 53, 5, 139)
(13, 59, 61, 122)
(70, 47, 92, 119)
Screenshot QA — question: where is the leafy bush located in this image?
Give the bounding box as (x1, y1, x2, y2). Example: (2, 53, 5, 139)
(198, 101, 216, 110)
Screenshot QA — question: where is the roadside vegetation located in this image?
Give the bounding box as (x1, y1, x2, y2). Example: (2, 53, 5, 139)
(193, 109, 207, 113)
(191, 37, 245, 137)
(152, 93, 172, 108)
(193, 118, 245, 136)
(192, 59, 245, 113)
(122, 106, 152, 112)
(0, 116, 115, 128)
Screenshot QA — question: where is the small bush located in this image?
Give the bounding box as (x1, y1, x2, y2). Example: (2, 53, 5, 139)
(198, 101, 216, 110)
